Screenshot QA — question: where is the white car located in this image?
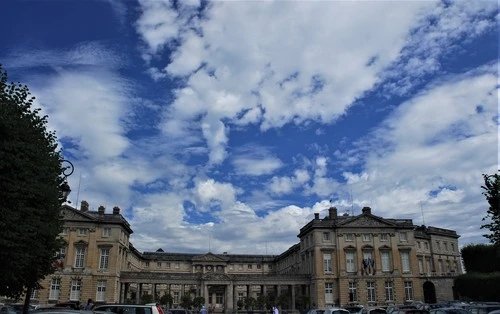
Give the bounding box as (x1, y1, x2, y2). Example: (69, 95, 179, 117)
(93, 304, 165, 314)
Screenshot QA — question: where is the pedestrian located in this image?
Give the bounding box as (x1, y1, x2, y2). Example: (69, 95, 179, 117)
(200, 305, 207, 314)
(85, 299, 94, 310)
(273, 306, 279, 314)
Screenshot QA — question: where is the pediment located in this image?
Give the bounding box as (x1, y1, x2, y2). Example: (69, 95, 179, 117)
(192, 252, 228, 263)
(340, 214, 396, 228)
(61, 206, 96, 222)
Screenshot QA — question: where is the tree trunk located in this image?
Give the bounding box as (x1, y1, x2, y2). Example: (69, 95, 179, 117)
(24, 286, 32, 314)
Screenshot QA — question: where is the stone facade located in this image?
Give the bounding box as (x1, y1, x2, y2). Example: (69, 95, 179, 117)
(28, 203, 461, 311)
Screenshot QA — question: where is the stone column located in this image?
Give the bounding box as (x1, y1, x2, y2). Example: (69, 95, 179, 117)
(291, 285, 295, 311)
(204, 285, 209, 306)
(119, 283, 125, 303)
(227, 283, 234, 310)
(136, 283, 141, 303)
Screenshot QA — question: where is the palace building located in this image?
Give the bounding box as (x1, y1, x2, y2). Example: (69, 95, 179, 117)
(29, 202, 462, 310)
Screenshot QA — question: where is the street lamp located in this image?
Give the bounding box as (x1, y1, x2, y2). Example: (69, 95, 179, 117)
(61, 159, 74, 202)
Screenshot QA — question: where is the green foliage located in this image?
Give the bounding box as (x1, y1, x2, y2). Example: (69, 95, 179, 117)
(160, 294, 173, 308)
(0, 65, 66, 301)
(244, 297, 256, 310)
(193, 296, 205, 309)
(276, 292, 290, 309)
(481, 171, 500, 245)
(180, 294, 193, 309)
(295, 295, 311, 310)
(141, 293, 154, 304)
(454, 272, 500, 301)
(461, 243, 500, 273)
(256, 294, 269, 310)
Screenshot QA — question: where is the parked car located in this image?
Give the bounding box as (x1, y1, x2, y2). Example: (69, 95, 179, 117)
(361, 307, 387, 314)
(391, 309, 429, 314)
(93, 304, 165, 314)
(167, 309, 190, 314)
(0, 305, 17, 314)
(344, 306, 364, 314)
(10, 304, 37, 314)
(429, 308, 470, 314)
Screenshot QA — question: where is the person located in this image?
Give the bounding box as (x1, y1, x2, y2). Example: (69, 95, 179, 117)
(273, 306, 279, 314)
(85, 299, 94, 310)
(200, 305, 207, 314)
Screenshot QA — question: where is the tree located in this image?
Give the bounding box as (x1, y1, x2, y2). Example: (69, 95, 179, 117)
(0, 65, 67, 313)
(180, 294, 193, 309)
(480, 170, 500, 245)
(192, 297, 205, 310)
(160, 294, 173, 308)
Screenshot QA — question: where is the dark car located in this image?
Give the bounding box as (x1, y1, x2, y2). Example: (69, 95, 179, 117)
(429, 308, 470, 314)
(0, 305, 17, 314)
(392, 309, 429, 314)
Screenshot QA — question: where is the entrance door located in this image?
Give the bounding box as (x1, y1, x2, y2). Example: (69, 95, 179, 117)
(216, 293, 224, 310)
(423, 281, 436, 303)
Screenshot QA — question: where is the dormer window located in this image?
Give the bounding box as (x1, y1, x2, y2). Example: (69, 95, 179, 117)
(78, 228, 87, 236)
(346, 233, 354, 242)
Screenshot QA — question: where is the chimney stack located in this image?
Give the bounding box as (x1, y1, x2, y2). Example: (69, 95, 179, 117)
(314, 213, 319, 220)
(98, 205, 105, 215)
(329, 206, 338, 219)
(362, 206, 371, 215)
(113, 206, 120, 215)
(80, 200, 89, 212)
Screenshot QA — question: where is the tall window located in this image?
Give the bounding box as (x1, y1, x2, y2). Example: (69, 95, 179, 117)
(174, 262, 180, 269)
(216, 293, 223, 304)
(438, 260, 443, 274)
(238, 293, 244, 301)
(49, 278, 61, 300)
(96, 280, 106, 302)
(381, 251, 391, 272)
(380, 233, 388, 241)
(384, 281, 394, 301)
(362, 234, 371, 242)
(173, 291, 180, 304)
(451, 243, 455, 252)
(99, 248, 110, 270)
(31, 288, 39, 300)
(323, 253, 332, 273)
(346, 251, 356, 273)
(102, 228, 111, 237)
(418, 258, 424, 274)
(78, 228, 88, 236)
(323, 232, 330, 241)
(70, 280, 81, 301)
(426, 258, 432, 275)
(399, 232, 407, 241)
(325, 283, 333, 304)
(74, 246, 85, 268)
(400, 251, 410, 273)
(404, 281, 413, 301)
(345, 233, 354, 241)
(366, 282, 376, 302)
(348, 282, 357, 302)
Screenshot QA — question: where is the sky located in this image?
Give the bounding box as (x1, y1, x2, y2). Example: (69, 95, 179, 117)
(1, 0, 498, 255)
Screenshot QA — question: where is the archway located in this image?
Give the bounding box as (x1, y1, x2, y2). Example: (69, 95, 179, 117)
(423, 281, 436, 304)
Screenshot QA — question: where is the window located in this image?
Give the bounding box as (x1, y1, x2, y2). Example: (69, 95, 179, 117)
(99, 248, 110, 270)
(438, 260, 443, 274)
(268, 264, 273, 269)
(444, 242, 448, 251)
(325, 283, 333, 304)
(31, 287, 39, 300)
(366, 282, 376, 302)
(238, 293, 244, 301)
(436, 241, 441, 250)
(399, 232, 407, 241)
(74, 246, 85, 268)
(362, 251, 374, 275)
(173, 291, 180, 304)
(346, 251, 356, 273)
(96, 280, 106, 302)
(61, 228, 68, 235)
(216, 293, 223, 304)
(78, 228, 87, 236)
(49, 278, 61, 300)
(424, 242, 429, 250)
(323, 232, 331, 241)
(451, 243, 455, 252)
(323, 253, 332, 273)
(102, 228, 111, 237)
(417, 241, 421, 249)
(426, 258, 432, 275)
(346, 233, 354, 241)
(453, 260, 458, 273)
(446, 260, 451, 273)
(166, 262, 171, 268)
(404, 281, 413, 301)
(381, 251, 391, 272)
(156, 262, 161, 268)
(257, 264, 262, 269)
(238, 264, 243, 270)
(401, 251, 410, 273)
(380, 233, 388, 241)
(70, 280, 81, 301)
(362, 234, 371, 242)
(348, 282, 357, 302)
(174, 262, 180, 269)
(385, 281, 394, 301)
(418, 258, 423, 274)
(248, 264, 253, 270)
(145, 261, 150, 267)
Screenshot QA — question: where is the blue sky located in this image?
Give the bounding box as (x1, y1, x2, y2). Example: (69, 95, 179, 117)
(2, 0, 498, 254)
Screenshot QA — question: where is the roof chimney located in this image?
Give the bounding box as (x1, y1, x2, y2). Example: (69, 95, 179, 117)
(113, 206, 120, 215)
(98, 205, 105, 215)
(80, 200, 89, 212)
(314, 213, 319, 220)
(329, 206, 338, 219)
(362, 206, 371, 214)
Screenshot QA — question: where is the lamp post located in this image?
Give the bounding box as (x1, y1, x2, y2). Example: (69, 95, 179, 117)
(61, 159, 74, 202)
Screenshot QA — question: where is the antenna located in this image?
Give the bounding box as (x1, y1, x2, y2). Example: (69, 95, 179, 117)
(75, 172, 82, 209)
(420, 202, 426, 225)
(208, 232, 211, 253)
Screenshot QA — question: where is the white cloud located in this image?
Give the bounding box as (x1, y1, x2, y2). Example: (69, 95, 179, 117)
(231, 145, 283, 176)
